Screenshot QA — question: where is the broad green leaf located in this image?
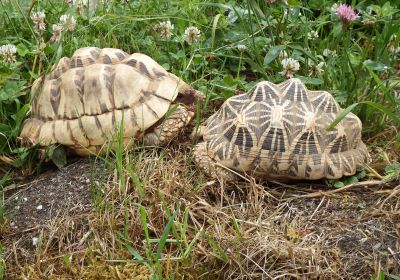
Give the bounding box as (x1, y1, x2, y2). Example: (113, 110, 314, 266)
(355, 170, 367, 179)
(49, 145, 67, 169)
(263, 45, 285, 67)
(12, 104, 30, 135)
(16, 43, 29, 57)
(333, 181, 345, 188)
(288, 44, 317, 62)
(342, 175, 359, 185)
(298, 76, 323, 85)
(288, 0, 302, 6)
(388, 274, 400, 280)
(363, 60, 389, 72)
(161, 63, 170, 71)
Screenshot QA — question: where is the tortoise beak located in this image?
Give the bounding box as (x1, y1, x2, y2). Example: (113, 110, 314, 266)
(193, 89, 205, 102)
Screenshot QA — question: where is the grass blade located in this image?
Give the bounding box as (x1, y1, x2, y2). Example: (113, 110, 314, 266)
(327, 101, 400, 131)
(156, 207, 179, 259)
(211, 14, 222, 50)
(204, 233, 228, 262)
(326, 103, 358, 131)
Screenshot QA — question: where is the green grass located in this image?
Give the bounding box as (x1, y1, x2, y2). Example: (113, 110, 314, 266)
(0, 0, 399, 159)
(1, 0, 400, 279)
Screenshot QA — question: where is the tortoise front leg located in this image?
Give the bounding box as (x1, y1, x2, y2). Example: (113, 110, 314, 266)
(143, 105, 194, 145)
(193, 142, 237, 181)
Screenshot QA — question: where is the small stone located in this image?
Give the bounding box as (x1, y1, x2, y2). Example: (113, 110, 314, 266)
(372, 243, 381, 250)
(32, 237, 39, 246)
(23, 197, 28, 202)
(36, 204, 43, 210)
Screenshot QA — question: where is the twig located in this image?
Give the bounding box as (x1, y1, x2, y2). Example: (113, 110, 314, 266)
(4, 225, 41, 238)
(309, 196, 326, 220)
(378, 184, 400, 210)
(293, 180, 384, 198)
(388, 247, 400, 267)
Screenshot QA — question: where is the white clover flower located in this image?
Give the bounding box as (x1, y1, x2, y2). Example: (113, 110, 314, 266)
(0, 44, 17, 63)
(309, 62, 325, 76)
(51, 24, 63, 42)
(67, 16, 77, 31)
(184, 26, 201, 45)
(322, 48, 337, 57)
(59, 15, 77, 32)
(280, 58, 300, 78)
(155, 20, 174, 39)
(31, 11, 46, 31)
(237, 44, 247, 51)
(387, 34, 400, 54)
(31, 11, 45, 21)
(307, 30, 319, 40)
(60, 14, 68, 25)
(53, 24, 64, 33)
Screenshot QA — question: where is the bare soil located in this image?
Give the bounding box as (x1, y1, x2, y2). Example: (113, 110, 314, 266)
(2, 159, 102, 275)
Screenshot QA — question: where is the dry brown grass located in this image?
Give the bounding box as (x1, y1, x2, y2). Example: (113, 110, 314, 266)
(2, 139, 400, 279)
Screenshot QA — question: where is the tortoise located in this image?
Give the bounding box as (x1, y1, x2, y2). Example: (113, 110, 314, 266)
(19, 47, 204, 155)
(194, 78, 370, 180)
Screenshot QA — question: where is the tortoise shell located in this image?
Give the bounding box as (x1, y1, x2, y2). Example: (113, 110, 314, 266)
(20, 47, 193, 155)
(201, 78, 370, 180)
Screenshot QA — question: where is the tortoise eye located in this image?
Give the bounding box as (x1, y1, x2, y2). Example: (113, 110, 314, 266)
(175, 92, 195, 106)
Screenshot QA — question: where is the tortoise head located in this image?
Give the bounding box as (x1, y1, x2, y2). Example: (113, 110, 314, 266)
(174, 83, 205, 112)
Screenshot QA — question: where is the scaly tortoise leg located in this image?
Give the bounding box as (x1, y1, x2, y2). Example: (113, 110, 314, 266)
(193, 142, 237, 181)
(143, 105, 194, 145)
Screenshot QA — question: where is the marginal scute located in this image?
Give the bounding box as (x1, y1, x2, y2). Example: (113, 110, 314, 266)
(200, 78, 370, 180)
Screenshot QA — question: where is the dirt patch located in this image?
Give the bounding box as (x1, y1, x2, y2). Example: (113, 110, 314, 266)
(2, 158, 106, 265)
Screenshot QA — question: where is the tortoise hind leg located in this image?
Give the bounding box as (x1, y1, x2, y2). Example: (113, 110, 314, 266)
(143, 105, 194, 145)
(193, 142, 237, 181)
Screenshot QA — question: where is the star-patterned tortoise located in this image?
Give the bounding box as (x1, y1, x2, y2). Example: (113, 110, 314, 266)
(194, 78, 370, 180)
(19, 47, 204, 155)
